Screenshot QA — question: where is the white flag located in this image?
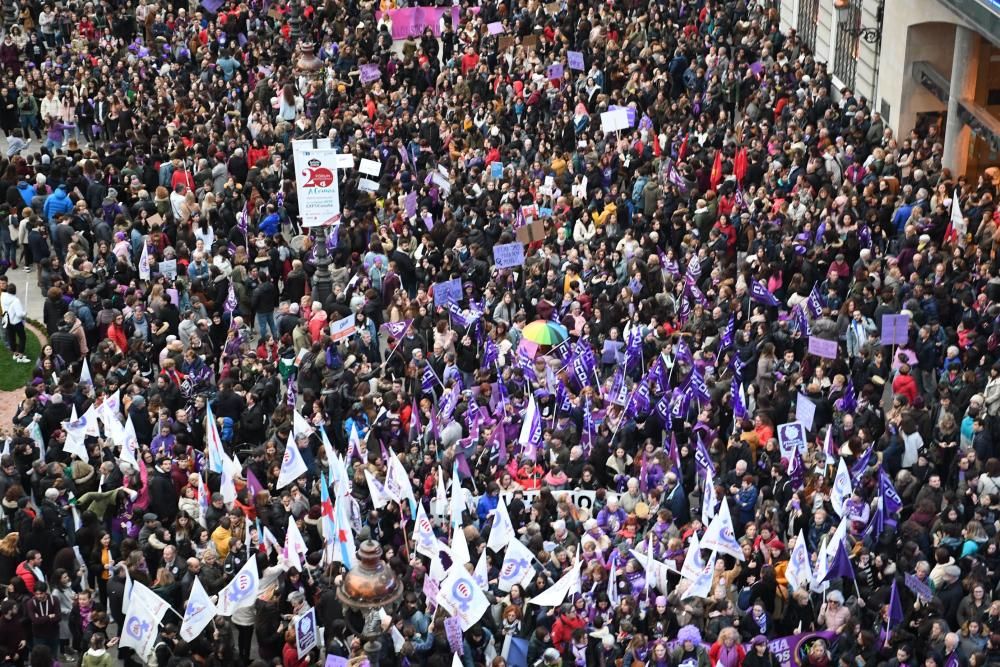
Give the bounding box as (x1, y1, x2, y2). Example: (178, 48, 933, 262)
(473, 549, 490, 590)
(811, 546, 830, 594)
(179, 578, 216, 641)
(951, 190, 967, 248)
(785, 530, 812, 592)
(385, 454, 417, 515)
(823, 425, 835, 467)
(365, 470, 390, 509)
(449, 463, 465, 530)
(429, 543, 451, 583)
(700, 498, 745, 561)
(498, 539, 536, 592)
(528, 547, 581, 607)
(62, 405, 90, 461)
(277, 432, 308, 489)
(330, 449, 352, 499)
(436, 564, 490, 631)
(292, 410, 315, 439)
(487, 497, 515, 553)
(80, 358, 92, 386)
(128, 581, 170, 622)
(413, 503, 440, 559)
(138, 241, 150, 280)
(680, 532, 706, 582)
(435, 466, 448, 518)
(450, 520, 471, 566)
(701, 470, 717, 525)
(331, 496, 357, 570)
(216, 558, 260, 616)
(220, 462, 237, 504)
(119, 588, 159, 660)
(831, 458, 852, 517)
(681, 551, 717, 600)
(283, 515, 309, 570)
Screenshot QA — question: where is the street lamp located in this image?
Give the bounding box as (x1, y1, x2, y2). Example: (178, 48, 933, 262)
(833, 0, 882, 44)
(337, 540, 404, 667)
(312, 223, 334, 304)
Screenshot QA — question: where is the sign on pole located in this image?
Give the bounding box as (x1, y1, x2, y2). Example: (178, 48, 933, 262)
(292, 140, 341, 227)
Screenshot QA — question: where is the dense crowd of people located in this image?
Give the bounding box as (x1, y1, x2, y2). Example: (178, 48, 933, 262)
(0, 0, 992, 666)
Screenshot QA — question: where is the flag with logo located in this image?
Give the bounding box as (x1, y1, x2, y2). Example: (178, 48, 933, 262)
(277, 431, 308, 489)
(180, 577, 216, 641)
(216, 558, 260, 616)
(437, 564, 491, 630)
(487, 497, 515, 553)
(413, 503, 440, 558)
(750, 280, 780, 307)
(681, 550, 717, 600)
(701, 498, 744, 560)
(831, 458, 852, 516)
(785, 530, 812, 591)
(498, 539, 536, 592)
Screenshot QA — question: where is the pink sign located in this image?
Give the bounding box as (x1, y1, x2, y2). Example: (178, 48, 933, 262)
(375, 7, 479, 40)
(807, 336, 838, 359)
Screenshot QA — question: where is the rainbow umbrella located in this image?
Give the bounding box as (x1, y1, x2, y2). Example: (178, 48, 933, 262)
(522, 320, 569, 346)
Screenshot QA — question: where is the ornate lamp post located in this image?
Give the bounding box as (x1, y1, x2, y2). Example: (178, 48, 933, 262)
(337, 540, 404, 667)
(312, 223, 334, 304)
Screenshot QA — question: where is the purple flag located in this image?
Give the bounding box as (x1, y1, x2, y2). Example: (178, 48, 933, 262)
(694, 436, 715, 478)
(675, 338, 694, 365)
(482, 337, 500, 369)
(664, 432, 681, 475)
(286, 374, 297, 408)
(880, 466, 903, 517)
(224, 283, 238, 313)
(246, 468, 265, 496)
(850, 444, 874, 485)
(750, 280, 781, 307)
(409, 398, 422, 442)
(720, 316, 735, 350)
(888, 579, 904, 628)
(823, 542, 855, 581)
(381, 319, 413, 340)
(421, 363, 441, 394)
(685, 367, 711, 404)
(789, 447, 805, 490)
(731, 378, 748, 421)
(806, 285, 824, 318)
(835, 379, 857, 413)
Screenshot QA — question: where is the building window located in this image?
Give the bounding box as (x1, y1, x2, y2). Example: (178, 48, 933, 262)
(833, 0, 861, 89)
(798, 0, 820, 53)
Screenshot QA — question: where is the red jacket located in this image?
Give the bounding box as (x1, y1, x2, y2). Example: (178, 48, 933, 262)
(15, 560, 38, 593)
(708, 641, 746, 666)
(551, 613, 586, 652)
(892, 373, 919, 405)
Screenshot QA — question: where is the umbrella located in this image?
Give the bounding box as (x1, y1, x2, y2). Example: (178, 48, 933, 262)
(522, 320, 569, 346)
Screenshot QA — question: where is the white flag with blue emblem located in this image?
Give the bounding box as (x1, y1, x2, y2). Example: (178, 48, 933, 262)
(473, 549, 490, 590)
(786, 530, 812, 592)
(487, 497, 515, 553)
(680, 532, 706, 582)
(831, 457, 852, 517)
(119, 588, 160, 660)
(413, 503, 439, 559)
(180, 577, 216, 641)
(216, 558, 259, 616)
(681, 550, 717, 600)
(700, 498, 744, 561)
(277, 431, 308, 489)
(498, 539, 536, 592)
(62, 405, 90, 461)
(437, 564, 490, 631)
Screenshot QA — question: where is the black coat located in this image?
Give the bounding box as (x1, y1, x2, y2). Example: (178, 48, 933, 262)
(147, 469, 179, 524)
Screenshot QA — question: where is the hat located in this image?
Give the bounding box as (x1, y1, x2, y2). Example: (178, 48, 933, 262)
(655, 596, 667, 607)
(943, 564, 962, 580)
(752, 635, 768, 646)
(143, 513, 158, 522)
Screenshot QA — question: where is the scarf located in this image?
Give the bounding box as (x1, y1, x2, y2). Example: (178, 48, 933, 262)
(752, 609, 768, 633)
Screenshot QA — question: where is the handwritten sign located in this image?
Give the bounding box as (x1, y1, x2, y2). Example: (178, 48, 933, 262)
(881, 313, 910, 346)
(360, 63, 381, 84)
(434, 277, 463, 307)
(905, 572, 933, 602)
(444, 617, 464, 655)
(493, 243, 525, 269)
(159, 259, 177, 280)
(359, 158, 381, 177)
(490, 162, 504, 179)
(609, 105, 637, 127)
(547, 63, 564, 80)
(404, 190, 418, 217)
(808, 336, 838, 359)
(487, 21, 504, 35)
(567, 51, 585, 70)
(358, 178, 379, 193)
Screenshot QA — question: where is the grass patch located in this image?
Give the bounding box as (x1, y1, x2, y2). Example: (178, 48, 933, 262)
(0, 328, 42, 391)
